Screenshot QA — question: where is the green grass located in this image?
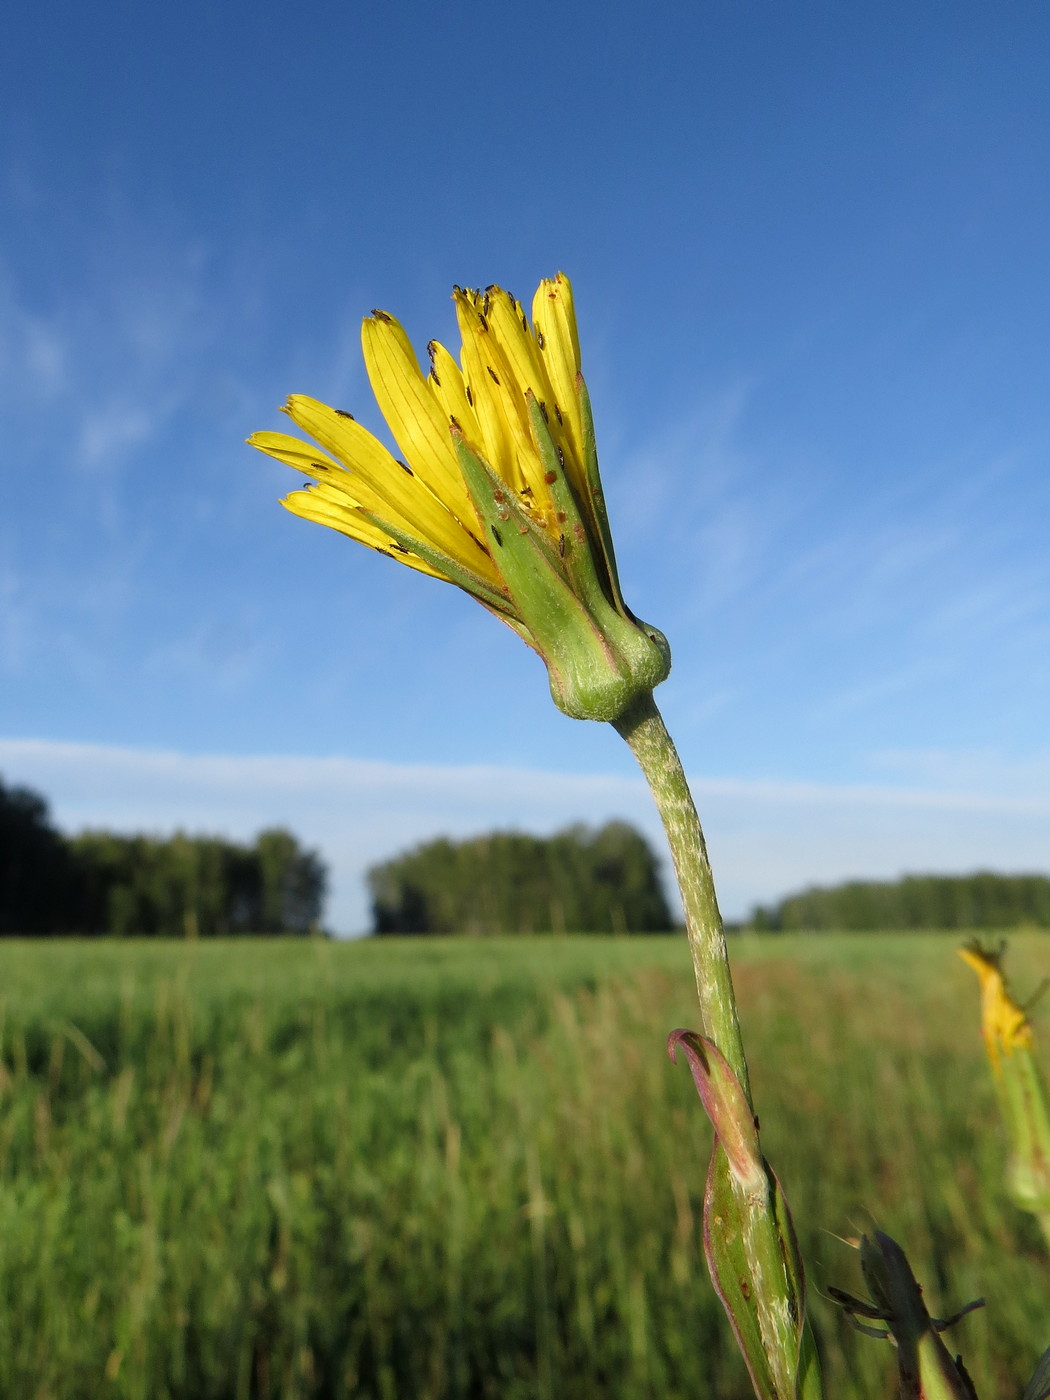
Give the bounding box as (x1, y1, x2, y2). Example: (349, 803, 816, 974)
(0, 932, 1047, 1400)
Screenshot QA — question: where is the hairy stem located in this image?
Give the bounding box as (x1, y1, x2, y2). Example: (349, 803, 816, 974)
(614, 690, 750, 1099)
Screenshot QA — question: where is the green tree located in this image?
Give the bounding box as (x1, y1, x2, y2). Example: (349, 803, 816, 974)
(0, 776, 75, 933)
(753, 871, 1050, 932)
(253, 827, 327, 934)
(66, 828, 326, 936)
(369, 822, 673, 935)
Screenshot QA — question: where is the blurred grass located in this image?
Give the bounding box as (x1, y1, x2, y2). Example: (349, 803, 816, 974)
(0, 932, 1047, 1399)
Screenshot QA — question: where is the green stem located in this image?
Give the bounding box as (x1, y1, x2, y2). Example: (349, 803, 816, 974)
(613, 690, 750, 1100)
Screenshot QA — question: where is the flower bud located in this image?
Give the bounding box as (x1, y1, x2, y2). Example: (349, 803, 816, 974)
(830, 1231, 982, 1400)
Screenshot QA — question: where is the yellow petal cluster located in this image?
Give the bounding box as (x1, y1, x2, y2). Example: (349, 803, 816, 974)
(958, 943, 1034, 1074)
(249, 274, 594, 622)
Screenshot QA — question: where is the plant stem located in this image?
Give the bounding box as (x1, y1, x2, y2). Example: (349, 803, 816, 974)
(616, 691, 826, 1400)
(614, 690, 751, 1099)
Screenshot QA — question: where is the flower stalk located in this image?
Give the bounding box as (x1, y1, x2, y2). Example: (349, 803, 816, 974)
(619, 693, 822, 1399)
(253, 272, 823, 1399)
(614, 691, 749, 1091)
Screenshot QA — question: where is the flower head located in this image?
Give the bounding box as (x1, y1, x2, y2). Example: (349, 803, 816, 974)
(249, 274, 670, 722)
(959, 941, 1050, 1222)
(957, 941, 1033, 1076)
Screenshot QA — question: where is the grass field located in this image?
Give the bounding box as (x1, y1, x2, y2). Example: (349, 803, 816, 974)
(0, 932, 1048, 1400)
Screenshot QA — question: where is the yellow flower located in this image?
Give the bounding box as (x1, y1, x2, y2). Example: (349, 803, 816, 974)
(249, 274, 670, 722)
(957, 942, 1033, 1075)
(959, 941, 1050, 1225)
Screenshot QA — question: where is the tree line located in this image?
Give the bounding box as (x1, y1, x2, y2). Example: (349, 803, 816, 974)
(751, 872, 1050, 932)
(0, 775, 326, 936)
(368, 822, 674, 934)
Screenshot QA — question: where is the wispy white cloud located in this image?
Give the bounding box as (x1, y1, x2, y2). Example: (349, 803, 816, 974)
(142, 620, 270, 694)
(607, 371, 1050, 772)
(23, 317, 66, 394)
(868, 746, 1050, 799)
(77, 401, 161, 472)
(613, 377, 787, 617)
(2, 737, 1047, 935)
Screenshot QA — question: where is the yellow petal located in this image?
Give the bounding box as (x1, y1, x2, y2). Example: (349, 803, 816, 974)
(485, 288, 556, 410)
(361, 312, 473, 516)
(482, 288, 574, 511)
(280, 395, 492, 578)
(454, 288, 553, 503)
(425, 340, 478, 438)
(282, 488, 449, 581)
(248, 431, 345, 479)
(452, 292, 521, 491)
(531, 272, 585, 464)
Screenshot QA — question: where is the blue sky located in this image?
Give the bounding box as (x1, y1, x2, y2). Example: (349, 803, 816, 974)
(2, 1, 1049, 931)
